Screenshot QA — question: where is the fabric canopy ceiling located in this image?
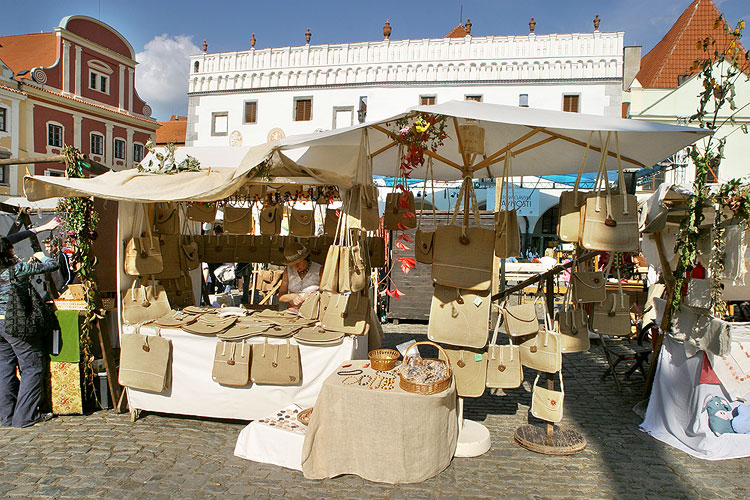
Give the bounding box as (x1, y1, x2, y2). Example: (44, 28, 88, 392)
(24, 100, 710, 202)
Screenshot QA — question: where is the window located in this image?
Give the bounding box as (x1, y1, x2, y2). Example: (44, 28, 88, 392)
(48, 123, 63, 147)
(294, 98, 312, 121)
(114, 138, 126, 160)
(519, 94, 529, 107)
(0, 107, 6, 132)
(563, 94, 580, 113)
(420, 95, 436, 106)
(90, 133, 104, 156)
(45, 169, 65, 177)
(89, 70, 109, 94)
(133, 143, 144, 163)
(465, 95, 482, 102)
(244, 101, 257, 123)
(0, 166, 7, 186)
(193, 61, 200, 73)
(211, 112, 229, 136)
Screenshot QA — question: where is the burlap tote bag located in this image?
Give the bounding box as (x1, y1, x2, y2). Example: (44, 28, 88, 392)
(502, 299, 539, 337)
(486, 312, 523, 389)
(186, 202, 217, 223)
(124, 204, 164, 276)
(495, 152, 521, 259)
(557, 288, 590, 353)
(153, 234, 181, 280)
(519, 301, 562, 373)
(590, 270, 632, 337)
(250, 339, 302, 386)
(289, 208, 315, 237)
(122, 279, 171, 324)
(118, 327, 172, 393)
(224, 205, 252, 234)
(415, 158, 437, 264)
(212, 341, 251, 386)
(433, 176, 494, 290)
(531, 372, 564, 423)
(384, 191, 416, 230)
(154, 202, 179, 235)
(320, 291, 369, 335)
(346, 130, 380, 231)
(260, 205, 282, 235)
(580, 132, 639, 252)
(427, 285, 490, 349)
(557, 132, 593, 242)
(439, 347, 487, 398)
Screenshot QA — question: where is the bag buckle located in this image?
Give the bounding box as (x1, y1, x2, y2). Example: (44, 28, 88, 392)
(604, 218, 617, 227)
(498, 364, 506, 372)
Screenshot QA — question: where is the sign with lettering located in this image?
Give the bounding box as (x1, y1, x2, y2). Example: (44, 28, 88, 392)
(493, 187, 540, 217)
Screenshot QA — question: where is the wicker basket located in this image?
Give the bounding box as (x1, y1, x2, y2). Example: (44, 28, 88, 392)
(398, 341, 452, 395)
(368, 349, 400, 371)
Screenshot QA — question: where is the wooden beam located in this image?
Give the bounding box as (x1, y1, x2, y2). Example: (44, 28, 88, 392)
(538, 129, 646, 168)
(94, 318, 122, 412)
(369, 141, 396, 159)
(452, 117, 469, 168)
(476, 136, 558, 171)
(472, 128, 543, 171)
(422, 149, 464, 171)
(0, 154, 111, 175)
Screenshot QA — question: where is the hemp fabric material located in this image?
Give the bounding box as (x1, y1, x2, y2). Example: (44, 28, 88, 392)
(301, 365, 457, 484)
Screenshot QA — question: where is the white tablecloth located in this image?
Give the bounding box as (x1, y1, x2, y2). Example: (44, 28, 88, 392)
(234, 410, 306, 471)
(125, 325, 368, 420)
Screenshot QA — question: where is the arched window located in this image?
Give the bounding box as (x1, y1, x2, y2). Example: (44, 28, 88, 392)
(194, 61, 200, 73)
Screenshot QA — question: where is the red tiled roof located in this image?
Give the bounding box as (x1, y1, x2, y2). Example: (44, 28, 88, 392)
(0, 33, 57, 80)
(636, 0, 747, 88)
(156, 116, 187, 144)
(0, 83, 26, 96)
(31, 85, 159, 125)
(445, 24, 469, 38)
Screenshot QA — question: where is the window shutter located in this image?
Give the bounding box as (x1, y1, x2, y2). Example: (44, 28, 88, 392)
(295, 99, 311, 121)
(563, 95, 579, 113)
(245, 102, 257, 123)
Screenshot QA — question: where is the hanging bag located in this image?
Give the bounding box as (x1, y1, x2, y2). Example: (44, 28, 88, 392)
(486, 308, 523, 389)
(186, 202, 217, 223)
(347, 129, 381, 231)
(580, 132, 639, 251)
(324, 207, 340, 237)
(154, 202, 179, 235)
(384, 145, 416, 230)
(289, 206, 315, 237)
(118, 326, 172, 393)
(250, 338, 302, 385)
(212, 341, 251, 386)
(161, 274, 195, 309)
(121, 278, 172, 324)
(495, 150, 521, 258)
(502, 296, 540, 338)
(557, 132, 593, 242)
(415, 157, 437, 264)
(432, 177, 494, 290)
(224, 205, 252, 234)
(320, 199, 345, 293)
(519, 297, 562, 373)
(260, 204, 282, 235)
(427, 285, 490, 349)
(154, 233, 181, 280)
(530, 372, 565, 423)
(557, 286, 590, 353)
(179, 206, 200, 271)
(590, 267, 632, 337)
(439, 346, 487, 398)
(319, 290, 369, 335)
(124, 204, 164, 276)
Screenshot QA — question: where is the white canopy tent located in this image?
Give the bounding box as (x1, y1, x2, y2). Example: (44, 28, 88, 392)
(22, 100, 711, 202)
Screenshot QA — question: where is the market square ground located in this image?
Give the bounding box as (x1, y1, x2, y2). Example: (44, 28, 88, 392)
(0, 324, 747, 500)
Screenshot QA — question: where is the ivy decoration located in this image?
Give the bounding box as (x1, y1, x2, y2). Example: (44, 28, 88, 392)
(139, 140, 201, 174)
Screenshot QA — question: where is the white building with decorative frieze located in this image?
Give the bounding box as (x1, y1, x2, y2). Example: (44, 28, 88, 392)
(186, 20, 626, 149)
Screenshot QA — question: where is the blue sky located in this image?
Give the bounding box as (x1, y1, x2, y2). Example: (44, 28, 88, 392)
(1, 0, 748, 119)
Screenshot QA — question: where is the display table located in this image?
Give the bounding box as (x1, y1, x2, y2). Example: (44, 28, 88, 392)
(301, 362, 458, 484)
(234, 404, 307, 471)
(125, 326, 368, 421)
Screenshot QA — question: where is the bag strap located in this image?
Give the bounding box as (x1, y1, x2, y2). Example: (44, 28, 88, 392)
(593, 132, 612, 214)
(614, 132, 629, 215)
(572, 131, 594, 201)
(533, 372, 564, 394)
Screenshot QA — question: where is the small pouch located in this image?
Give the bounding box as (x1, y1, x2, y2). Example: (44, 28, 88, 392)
(486, 309, 523, 389)
(260, 205, 282, 235)
(224, 206, 252, 234)
(571, 271, 606, 304)
(289, 208, 315, 237)
(530, 372, 564, 423)
(212, 341, 251, 386)
(186, 202, 217, 223)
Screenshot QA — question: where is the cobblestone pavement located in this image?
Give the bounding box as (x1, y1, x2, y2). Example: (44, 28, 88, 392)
(1, 322, 748, 499)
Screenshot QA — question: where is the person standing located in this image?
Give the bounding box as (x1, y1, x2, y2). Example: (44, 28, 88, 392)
(0, 219, 60, 428)
(42, 235, 72, 298)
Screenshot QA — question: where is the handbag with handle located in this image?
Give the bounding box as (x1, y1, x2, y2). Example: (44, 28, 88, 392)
(531, 372, 564, 423)
(118, 327, 172, 393)
(486, 308, 523, 389)
(367, 236, 386, 268)
(590, 269, 632, 337)
(415, 157, 437, 264)
(224, 205, 252, 234)
(212, 341, 251, 386)
(580, 132, 639, 252)
(384, 191, 416, 230)
(519, 299, 562, 373)
(558, 132, 593, 242)
(320, 208, 343, 293)
(502, 299, 539, 337)
(557, 287, 590, 353)
(571, 271, 606, 304)
(324, 208, 340, 237)
(154, 202, 179, 235)
(337, 217, 367, 294)
(250, 338, 302, 386)
(347, 130, 381, 231)
(153, 234, 181, 280)
(427, 285, 490, 349)
(161, 275, 195, 309)
(439, 347, 487, 398)
(124, 204, 164, 276)
(260, 204, 282, 235)
(122, 279, 172, 324)
(432, 176, 494, 291)
(289, 207, 315, 237)
(495, 151, 521, 259)
(178, 209, 201, 271)
(186, 202, 217, 223)
(320, 290, 369, 335)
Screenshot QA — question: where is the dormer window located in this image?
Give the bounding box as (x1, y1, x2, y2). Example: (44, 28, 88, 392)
(677, 74, 690, 85)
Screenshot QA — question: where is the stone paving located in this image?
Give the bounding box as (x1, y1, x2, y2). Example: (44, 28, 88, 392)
(0, 323, 748, 499)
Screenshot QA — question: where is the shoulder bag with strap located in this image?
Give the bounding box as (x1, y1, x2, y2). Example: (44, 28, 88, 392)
(250, 338, 302, 386)
(154, 202, 179, 235)
(495, 150, 521, 259)
(154, 233, 181, 280)
(590, 266, 632, 337)
(432, 176, 494, 291)
(580, 132, 639, 251)
(427, 284, 490, 349)
(212, 341, 251, 386)
(557, 286, 590, 353)
(289, 204, 315, 237)
(415, 157, 437, 265)
(502, 296, 540, 337)
(519, 296, 562, 373)
(320, 201, 344, 293)
(224, 205, 252, 234)
(118, 326, 172, 393)
(439, 346, 487, 398)
(324, 207, 340, 237)
(121, 278, 171, 325)
(260, 204, 282, 235)
(557, 132, 593, 242)
(319, 290, 369, 335)
(531, 372, 564, 423)
(179, 205, 201, 272)
(347, 129, 381, 231)
(384, 145, 417, 230)
(124, 204, 164, 276)
(186, 202, 217, 223)
(486, 307, 523, 389)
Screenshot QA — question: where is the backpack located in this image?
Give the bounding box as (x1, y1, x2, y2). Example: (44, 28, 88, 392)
(5, 266, 57, 341)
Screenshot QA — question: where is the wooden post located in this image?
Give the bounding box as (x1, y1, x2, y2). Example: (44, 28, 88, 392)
(93, 318, 122, 410)
(545, 274, 555, 443)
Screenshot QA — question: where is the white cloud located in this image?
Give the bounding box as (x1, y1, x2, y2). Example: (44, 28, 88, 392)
(135, 35, 200, 120)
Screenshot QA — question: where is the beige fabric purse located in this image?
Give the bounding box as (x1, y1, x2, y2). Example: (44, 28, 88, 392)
(367, 236, 386, 268)
(224, 205, 252, 234)
(153, 234, 181, 280)
(337, 218, 367, 294)
(324, 208, 340, 237)
(124, 204, 164, 276)
(122, 279, 171, 324)
(178, 209, 201, 271)
(212, 341, 251, 386)
(384, 191, 416, 230)
(320, 291, 369, 335)
(495, 152, 521, 259)
(590, 269, 632, 337)
(486, 310, 523, 389)
(580, 132, 639, 252)
(557, 132, 593, 242)
(260, 205, 282, 235)
(289, 208, 315, 237)
(432, 177, 494, 291)
(571, 270, 606, 304)
(161, 275, 195, 309)
(502, 300, 539, 338)
(346, 131, 381, 231)
(186, 202, 217, 223)
(320, 209, 343, 293)
(531, 372, 564, 423)
(118, 327, 172, 393)
(154, 202, 179, 235)
(250, 339, 302, 386)
(557, 288, 590, 353)
(415, 158, 437, 265)
(519, 301, 562, 373)
(427, 285, 490, 349)
(439, 347, 487, 398)
(299, 291, 321, 320)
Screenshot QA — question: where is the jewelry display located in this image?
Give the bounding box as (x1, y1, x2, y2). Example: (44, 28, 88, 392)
(358, 374, 373, 386)
(368, 374, 383, 390)
(342, 376, 359, 385)
(337, 369, 364, 376)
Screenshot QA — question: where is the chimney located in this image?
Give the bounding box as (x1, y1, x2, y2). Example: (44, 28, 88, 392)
(623, 46, 642, 91)
(529, 17, 536, 34)
(251, 33, 256, 49)
(305, 28, 311, 44)
(594, 15, 600, 32)
(383, 19, 392, 40)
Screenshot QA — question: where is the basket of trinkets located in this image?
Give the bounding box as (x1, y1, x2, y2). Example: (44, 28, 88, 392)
(398, 341, 452, 395)
(368, 349, 400, 371)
